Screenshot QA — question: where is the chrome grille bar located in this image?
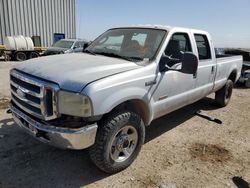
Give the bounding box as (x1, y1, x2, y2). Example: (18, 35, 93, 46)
(11, 96, 43, 119)
(10, 80, 43, 98)
(11, 70, 43, 87)
(10, 69, 59, 120)
(11, 90, 40, 108)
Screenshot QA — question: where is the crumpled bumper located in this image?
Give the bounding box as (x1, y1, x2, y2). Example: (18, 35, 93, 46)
(10, 104, 97, 150)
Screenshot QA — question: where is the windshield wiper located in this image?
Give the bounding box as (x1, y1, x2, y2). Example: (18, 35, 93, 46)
(83, 49, 96, 55)
(95, 52, 143, 62)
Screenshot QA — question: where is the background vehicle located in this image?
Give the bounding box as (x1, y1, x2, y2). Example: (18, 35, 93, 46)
(2, 35, 44, 61)
(225, 48, 250, 87)
(8, 25, 242, 174)
(42, 38, 88, 56)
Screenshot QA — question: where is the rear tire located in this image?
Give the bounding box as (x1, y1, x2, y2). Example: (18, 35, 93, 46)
(89, 111, 145, 174)
(28, 51, 39, 59)
(215, 80, 233, 107)
(14, 52, 27, 61)
(245, 70, 250, 88)
(245, 79, 250, 88)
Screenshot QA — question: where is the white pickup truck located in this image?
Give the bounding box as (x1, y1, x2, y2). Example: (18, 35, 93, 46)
(9, 25, 242, 173)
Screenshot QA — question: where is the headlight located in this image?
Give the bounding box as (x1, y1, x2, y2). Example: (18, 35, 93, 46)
(64, 49, 71, 54)
(58, 91, 92, 117)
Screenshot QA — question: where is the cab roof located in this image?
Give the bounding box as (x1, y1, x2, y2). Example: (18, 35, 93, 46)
(111, 24, 208, 35)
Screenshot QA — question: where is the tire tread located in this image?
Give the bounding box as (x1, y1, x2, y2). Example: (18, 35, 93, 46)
(89, 111, 144, 174)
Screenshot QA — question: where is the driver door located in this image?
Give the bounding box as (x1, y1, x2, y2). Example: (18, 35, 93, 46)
(73, 41, 83, 52)
(152, 32, 197, 118)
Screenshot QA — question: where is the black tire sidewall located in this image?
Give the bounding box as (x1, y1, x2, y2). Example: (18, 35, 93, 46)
(15, 52, 27, 61)
(29, 52, 39, 59)
(224, 80, 233, 105)
(91, 111, 145, 173)
(104, 112, 145, 168)
(216, 79, 233, 107)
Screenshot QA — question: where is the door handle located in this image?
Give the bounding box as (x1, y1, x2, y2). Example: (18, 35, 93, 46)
(211, 66, 215, 74)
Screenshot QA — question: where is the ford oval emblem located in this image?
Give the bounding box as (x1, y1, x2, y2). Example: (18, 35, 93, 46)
(16, 88, 26, 99)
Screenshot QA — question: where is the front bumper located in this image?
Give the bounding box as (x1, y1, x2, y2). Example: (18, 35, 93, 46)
(10, 104, 97, 150)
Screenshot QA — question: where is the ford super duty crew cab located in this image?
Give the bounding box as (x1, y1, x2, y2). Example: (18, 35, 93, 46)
(8, 25, 242, 173)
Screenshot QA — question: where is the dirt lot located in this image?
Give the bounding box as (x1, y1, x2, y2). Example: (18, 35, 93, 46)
(0, 59, 17, 99)
(0, 61, 249, 187)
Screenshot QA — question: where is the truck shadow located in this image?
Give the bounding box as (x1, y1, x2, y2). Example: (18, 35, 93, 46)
(0, 117, 107, 188)
(145, 96, 220, 143)
(0, 96, 220, 187)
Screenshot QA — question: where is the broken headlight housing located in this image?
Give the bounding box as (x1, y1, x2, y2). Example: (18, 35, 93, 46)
(58, 91, 92, 117)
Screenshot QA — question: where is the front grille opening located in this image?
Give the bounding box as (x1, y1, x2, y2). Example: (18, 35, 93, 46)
(25, 94, 41, 104)
(45, 89, 53, 116)
(10, 70, 59, 120)
(11, 84, 41, 104)
(11, 75, 40, 93)
(12, 94, 42, 115)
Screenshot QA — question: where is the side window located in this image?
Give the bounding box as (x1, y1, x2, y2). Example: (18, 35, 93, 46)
(74, 41, 81, 48)
(194, 34, 211, 60)
(165, 33, 192, 59)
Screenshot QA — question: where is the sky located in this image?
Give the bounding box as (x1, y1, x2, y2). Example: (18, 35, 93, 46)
(76, 0, 250, 49)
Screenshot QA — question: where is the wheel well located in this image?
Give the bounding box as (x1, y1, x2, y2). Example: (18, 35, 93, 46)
(109, 99, 150, 126)
(228, 70, 237, 83)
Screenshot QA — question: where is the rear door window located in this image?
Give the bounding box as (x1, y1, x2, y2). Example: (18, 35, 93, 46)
(194, 34, 211, 60)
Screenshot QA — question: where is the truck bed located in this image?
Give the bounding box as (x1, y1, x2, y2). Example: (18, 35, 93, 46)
(213, 54, 243, 92)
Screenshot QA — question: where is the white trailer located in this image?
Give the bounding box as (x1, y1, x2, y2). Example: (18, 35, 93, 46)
(3, 35, 41, 61)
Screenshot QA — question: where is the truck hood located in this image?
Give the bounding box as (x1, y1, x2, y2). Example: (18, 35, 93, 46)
(15, 53, 140, 92)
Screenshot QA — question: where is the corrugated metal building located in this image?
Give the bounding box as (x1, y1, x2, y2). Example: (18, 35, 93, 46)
(0, 0, 76, 47)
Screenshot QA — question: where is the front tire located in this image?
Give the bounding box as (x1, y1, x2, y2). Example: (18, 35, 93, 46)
(14, 51, 27, 61)
(89, 111, 145, 174)
(28, 51, 39, 59)
(215, 80, 233, 107)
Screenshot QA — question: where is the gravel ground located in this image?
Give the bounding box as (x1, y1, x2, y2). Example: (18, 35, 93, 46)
(0, 60, 20, 99)
(0, 61, 249, 187)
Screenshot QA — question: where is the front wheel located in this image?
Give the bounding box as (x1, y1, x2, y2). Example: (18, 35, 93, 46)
(28, 51, 39, 59)
(14, 51, 27, 61)
(89, 111, 145, 174)
(215, 80, 233, 107)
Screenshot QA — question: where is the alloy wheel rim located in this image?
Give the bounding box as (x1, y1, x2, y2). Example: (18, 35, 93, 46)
(110, 125, 138, 163)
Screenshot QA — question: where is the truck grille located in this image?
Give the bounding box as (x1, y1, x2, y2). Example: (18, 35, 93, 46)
(10, 69, 59, 120)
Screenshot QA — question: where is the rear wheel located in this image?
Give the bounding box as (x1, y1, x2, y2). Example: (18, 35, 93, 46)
(89, 111, 145, 174)
(245, 79, 250, 88)
(245, 71, 250, 88)
(28, 51, 39, 59)
(14, 52, 27, 61)
(215, 80, 233, 107)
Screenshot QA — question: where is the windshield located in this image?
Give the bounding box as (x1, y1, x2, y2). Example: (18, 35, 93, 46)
(52, 40, 74, 49)
(86, 28, 166, 61)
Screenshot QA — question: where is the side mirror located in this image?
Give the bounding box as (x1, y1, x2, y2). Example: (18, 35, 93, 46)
(181, 52, 198, 75)
(159, 54, 181, 72)
(72, 46, 77, 49)
(159, 52, 198, 75)
(82, 42, 90, 51)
